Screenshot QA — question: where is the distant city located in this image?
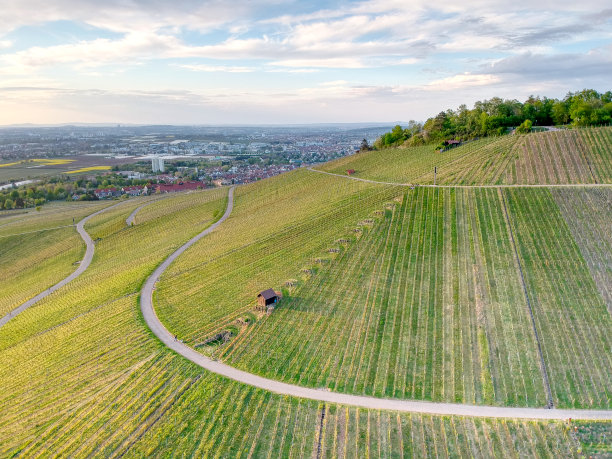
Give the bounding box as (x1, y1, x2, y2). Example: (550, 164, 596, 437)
(0, 124, 390, 163)
(0, 124, 391, 208)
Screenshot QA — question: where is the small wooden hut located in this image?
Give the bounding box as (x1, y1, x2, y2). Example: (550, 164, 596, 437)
(257, 289, 280, 312)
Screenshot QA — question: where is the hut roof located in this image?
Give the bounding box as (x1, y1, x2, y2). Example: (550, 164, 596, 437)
(258, 288, 277, 300)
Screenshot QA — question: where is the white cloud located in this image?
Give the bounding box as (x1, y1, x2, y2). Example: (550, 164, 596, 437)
(1, 31, 181, 70)
(425, 73, 501, 91)
(269, 58, 367, 69)
(179, 64, 255, 73)
(0, 0, 610, 124)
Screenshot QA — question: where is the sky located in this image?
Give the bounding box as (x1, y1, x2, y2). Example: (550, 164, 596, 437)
(0, 0, 611, 125)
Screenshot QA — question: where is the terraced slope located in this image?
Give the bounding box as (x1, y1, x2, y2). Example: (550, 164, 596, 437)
(318, 127, 612, 185)
(319, 137, 515, 185)
(0, 189, 227, 351)
(0, 189, 229, 453)
(156, 172, 610, 411)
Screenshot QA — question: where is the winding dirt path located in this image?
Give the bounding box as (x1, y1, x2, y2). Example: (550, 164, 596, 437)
(140, 186, 612, 420)
(306, 167, 612, 188)
(0, 202, 123, 328)
(125, 194, 172, 226)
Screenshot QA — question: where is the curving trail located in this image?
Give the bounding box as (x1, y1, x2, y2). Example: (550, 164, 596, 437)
(126, 200, 155, 226)
(0, 202, 123, 328)
(306, 167, 612, 188)
(141, 186, 612, 420)
(125, 195, 171, 226)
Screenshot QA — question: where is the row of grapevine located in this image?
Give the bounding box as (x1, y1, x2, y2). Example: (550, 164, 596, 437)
(319, 137, 514, 185)
(504, 188, 612, 408)
(222, 187, 547, 406)
(0, 200, 116, 318)
(0, 188, 227, 351)
(0, 177, 608, 455)
(127, 387, 582, 458)
(552, 188, 612, 312)
(316, 127, 612, 186)
(0, 200, 110, 235)
(0, 188, 230, 454)
(155, 169, 403, 343)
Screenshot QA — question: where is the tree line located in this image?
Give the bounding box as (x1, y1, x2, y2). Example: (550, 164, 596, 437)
(375, 89, 612, 149)
(0, 175, 149, 210)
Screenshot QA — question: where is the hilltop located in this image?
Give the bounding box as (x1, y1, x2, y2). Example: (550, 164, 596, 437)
(320, 127, 612, 185)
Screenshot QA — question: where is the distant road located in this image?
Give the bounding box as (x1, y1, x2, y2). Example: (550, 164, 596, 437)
(306, 167, 612, 188)
(0, 201, 123, 328)
(140, 185, 612, 420)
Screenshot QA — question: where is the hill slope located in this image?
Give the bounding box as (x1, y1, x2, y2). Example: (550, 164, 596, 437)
(1, 130, 611, 456)
(318, 127, 612, 185)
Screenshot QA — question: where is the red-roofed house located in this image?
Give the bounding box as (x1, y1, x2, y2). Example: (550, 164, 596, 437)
(94, 187, 120, 199)
(122, 185, 144, 196)
(153, 181, 206, 193)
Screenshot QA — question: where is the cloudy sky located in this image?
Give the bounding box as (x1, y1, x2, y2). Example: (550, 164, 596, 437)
(0, 0, 611, 125)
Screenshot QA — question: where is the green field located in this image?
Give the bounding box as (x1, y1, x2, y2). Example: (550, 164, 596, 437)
(155, 169, 402, 344)
(221, 188, 546, 406)
(0, 187, 600, 457)
(552, 188, 612, 312)
(319, 127, 612, 185)
(1, 129, 611, 455)
(0, 201, 111, 317)
(504, 188, 611, 408)
(179, 186, 609, 409)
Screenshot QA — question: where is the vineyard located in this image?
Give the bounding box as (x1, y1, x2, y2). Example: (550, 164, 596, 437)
(504, 188, 612, 408)
(221, 187, 548, 406)
(0, 201, 110, 318)
(552, 188, 612, 313)
(1, 132, 611, 455)
(155, 169, 402, 344)
(318, 127, 612, 185)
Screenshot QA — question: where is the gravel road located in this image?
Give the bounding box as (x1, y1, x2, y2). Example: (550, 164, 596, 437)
(140, 185, 612, 420)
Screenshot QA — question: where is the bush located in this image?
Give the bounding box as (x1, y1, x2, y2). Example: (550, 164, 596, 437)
(516, 119, 532, 134)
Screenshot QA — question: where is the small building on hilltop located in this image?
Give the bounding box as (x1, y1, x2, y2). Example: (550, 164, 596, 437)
(257, 288, 281, 312)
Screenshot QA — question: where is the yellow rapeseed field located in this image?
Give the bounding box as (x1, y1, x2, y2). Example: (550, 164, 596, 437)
(66, 165, 111, 174)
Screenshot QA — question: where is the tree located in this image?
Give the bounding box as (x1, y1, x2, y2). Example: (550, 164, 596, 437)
(359, 139, 371, 152)
(516, 119, 532, 134)
(552, 101, 570, 125)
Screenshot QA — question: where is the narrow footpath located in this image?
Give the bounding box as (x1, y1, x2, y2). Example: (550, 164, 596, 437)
(0, 202, 123, 328)
(306, 167, 612, 188)
(140, 186, 612, 420)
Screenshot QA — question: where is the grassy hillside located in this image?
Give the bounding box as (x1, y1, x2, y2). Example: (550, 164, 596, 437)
(222, 188, 546, 407)
(155, 169, 402, 343)
(0, 189, 227, 453)
(1, 129, 611, 455)
(211, 187, 610, 409)
(552, 188, 612, 313)
(0, 201, 111, 317)
(504, 188, 611, 408)
(318, 127, 612, 185)
(0, 186, 592, 457)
